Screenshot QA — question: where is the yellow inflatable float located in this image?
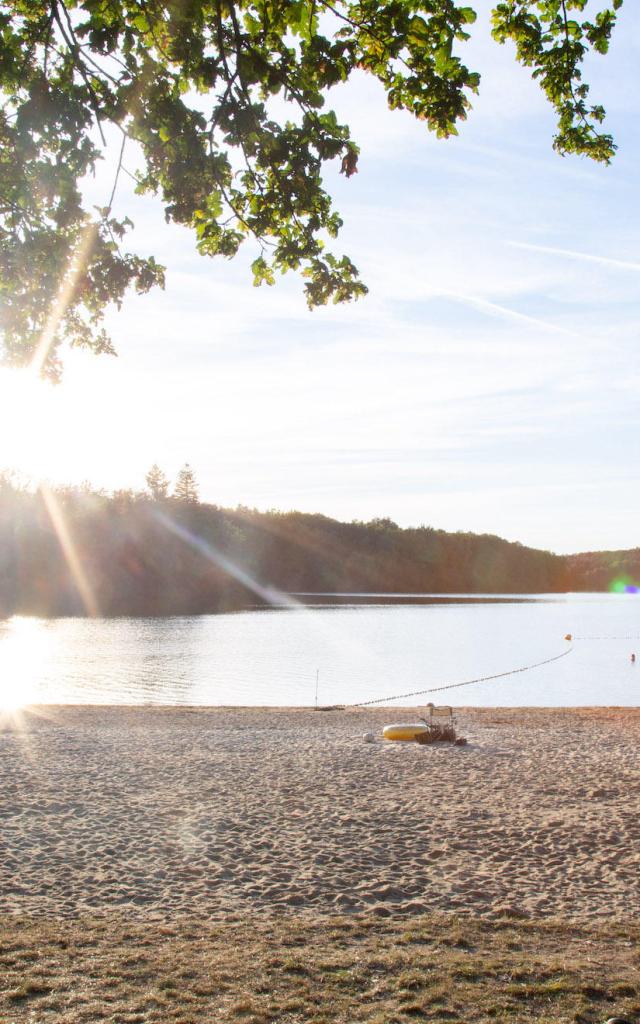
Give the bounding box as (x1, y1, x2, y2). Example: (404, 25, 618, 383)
(383, 723, 429, 742)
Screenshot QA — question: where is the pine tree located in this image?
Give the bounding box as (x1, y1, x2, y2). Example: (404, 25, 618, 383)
(174, 464, 199, 504)
(145, 464, 169, 501)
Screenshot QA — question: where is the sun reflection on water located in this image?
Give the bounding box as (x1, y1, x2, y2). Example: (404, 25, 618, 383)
(0, 617, 50, 710)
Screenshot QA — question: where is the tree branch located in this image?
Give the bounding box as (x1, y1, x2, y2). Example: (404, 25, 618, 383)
(53, 0, 108, 146)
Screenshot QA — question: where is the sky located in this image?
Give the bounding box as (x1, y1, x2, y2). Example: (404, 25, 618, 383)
(1, 0, 638, 555)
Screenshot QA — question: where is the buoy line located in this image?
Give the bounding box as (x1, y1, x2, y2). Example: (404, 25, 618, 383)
(573, 635, 640, 640)
(350, 643, 574, 708)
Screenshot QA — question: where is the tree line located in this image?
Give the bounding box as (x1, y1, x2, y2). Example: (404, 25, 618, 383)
(0, 472, 637, 617)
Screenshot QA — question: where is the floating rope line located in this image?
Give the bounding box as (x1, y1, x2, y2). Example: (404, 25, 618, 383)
(573, 635, 640, 640)
(350, 644, 574, 707)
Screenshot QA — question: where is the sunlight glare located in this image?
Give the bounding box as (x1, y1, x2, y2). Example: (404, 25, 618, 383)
(0, 368, 57, 480)
(31, 222, 98, 378)
(0, 358, 126, 487)
(41, 486, 99, 616)
(0, 617, 51, 710)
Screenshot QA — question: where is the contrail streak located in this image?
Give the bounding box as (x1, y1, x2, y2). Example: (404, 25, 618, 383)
(437, 290, 575, 336)
(508, 241, 640, 273)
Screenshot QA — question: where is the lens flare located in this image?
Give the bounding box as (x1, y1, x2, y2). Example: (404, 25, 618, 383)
(152, 508, 303, 610)
(610, 577, 639, 594)
(41, 485, 99, 616)
(32, 222, 98, 378)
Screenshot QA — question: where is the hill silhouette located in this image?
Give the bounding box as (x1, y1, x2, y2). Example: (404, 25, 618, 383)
(0, 477, 637, 617)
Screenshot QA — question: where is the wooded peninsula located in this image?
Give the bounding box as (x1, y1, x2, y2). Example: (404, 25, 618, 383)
(0, 477, 638, 617)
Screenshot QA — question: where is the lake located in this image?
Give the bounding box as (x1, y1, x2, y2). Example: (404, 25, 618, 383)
(1, 594, 639, 708)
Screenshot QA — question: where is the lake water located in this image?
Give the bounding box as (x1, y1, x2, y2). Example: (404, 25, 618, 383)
(1, 594, 639, 708)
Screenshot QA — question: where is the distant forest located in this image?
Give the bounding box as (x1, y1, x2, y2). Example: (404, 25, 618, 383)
(1, 471, 638, 617)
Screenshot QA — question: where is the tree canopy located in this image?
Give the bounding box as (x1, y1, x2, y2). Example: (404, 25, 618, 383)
(0, 0, 623, 377)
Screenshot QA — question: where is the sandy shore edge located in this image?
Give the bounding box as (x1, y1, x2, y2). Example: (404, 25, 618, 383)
(1, 705, 638, 921)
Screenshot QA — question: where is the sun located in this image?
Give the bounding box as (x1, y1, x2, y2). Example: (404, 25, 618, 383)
(0, 367, 59, 482)
(0, 350, 147, 492)
(0, 359, 112, 487)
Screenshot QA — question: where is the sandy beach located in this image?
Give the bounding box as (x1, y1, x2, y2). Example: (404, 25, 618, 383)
(1, 705, 639, 922)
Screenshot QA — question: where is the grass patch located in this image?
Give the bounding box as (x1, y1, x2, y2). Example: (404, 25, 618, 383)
(0, 912, 638, 1023)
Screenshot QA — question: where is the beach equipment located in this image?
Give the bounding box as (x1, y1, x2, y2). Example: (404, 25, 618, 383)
(418, 704, 457, 742)
(425, 704, 455, 727)
(383, 723, 429, 742)
(384, 706, 461, 744)
(384, 706, 459, 743)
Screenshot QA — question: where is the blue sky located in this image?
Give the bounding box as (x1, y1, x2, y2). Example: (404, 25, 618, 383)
(1, 0, 638, 555)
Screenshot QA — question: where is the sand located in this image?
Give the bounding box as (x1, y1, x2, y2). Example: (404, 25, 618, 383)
(0, 705, 639, 921)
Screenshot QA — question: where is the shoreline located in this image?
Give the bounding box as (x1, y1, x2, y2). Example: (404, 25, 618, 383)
(6, 702, 640, 710)
(2, 705, 639, 923)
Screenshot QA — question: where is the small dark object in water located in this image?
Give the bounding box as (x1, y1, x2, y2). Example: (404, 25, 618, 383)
(454, 737, 468, 746)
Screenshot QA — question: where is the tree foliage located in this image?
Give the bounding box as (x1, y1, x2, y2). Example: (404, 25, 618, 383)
(0, 0, 623, 376)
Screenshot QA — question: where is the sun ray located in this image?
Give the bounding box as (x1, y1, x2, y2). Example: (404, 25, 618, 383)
(40, 485, 100, 617)
(151, 509, 373, 684)
(31, 222, 98, 378)
(152, 508, 303, 610)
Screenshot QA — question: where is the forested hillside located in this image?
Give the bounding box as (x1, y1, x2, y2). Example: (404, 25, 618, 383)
(0, 478, 636, 617)
(564, 549, 640, 593)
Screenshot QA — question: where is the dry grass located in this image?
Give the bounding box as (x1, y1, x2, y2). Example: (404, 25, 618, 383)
(0, 912, 638, 1024)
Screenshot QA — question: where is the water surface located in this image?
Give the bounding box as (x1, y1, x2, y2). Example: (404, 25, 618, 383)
(1, 594, 638, 707)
